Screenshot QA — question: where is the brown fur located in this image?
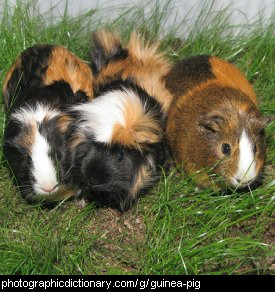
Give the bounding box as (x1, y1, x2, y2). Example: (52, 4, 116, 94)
(93, 31, 173, 113)
(166, 55, 267, 189)
(130, 163, 152, 198)
(209, 56, 257, 105)
(57, 114, 73, 134)
(44, 46, 94, 98)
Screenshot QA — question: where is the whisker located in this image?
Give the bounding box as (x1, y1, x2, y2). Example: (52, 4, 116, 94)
(247, 183, 253, 197)
(18, 183, 34, 187)
(20, 188, 34, 197)
(63, 164, 74, 177)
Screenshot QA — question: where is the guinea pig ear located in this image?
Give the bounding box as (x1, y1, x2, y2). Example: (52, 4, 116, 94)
(250, 116, 273, 135)
(260, 116, 273, 128)
(198, 114, 224, 133)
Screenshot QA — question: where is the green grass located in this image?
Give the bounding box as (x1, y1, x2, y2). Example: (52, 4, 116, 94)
(0, 0, 274, 275)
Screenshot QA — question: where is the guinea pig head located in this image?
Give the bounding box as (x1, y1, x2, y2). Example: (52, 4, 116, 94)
(167, 85, 268, 190)
(3, 104, 71, 201)
(65, 140, 158, 210)
(197, 108, 268, 189)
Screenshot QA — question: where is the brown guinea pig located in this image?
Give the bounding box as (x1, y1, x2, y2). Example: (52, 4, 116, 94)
(165, 55, 269, 191)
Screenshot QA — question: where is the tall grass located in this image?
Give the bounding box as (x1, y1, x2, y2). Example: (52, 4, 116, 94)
(0, 0, 274, 274)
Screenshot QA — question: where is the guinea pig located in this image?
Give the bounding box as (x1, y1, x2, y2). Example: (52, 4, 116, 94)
(165, 55, 269, 191)
(61, 30, 173, 211)
(2, 44, 94, 202)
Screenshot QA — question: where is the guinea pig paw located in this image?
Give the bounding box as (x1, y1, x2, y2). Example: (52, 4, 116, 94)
(75, 198, 88, 209)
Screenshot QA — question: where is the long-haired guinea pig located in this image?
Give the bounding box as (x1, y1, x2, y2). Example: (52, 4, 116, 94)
(61, 30, 173, 211)
(165, 55, 269, 191)
(2, 44, 94, 202)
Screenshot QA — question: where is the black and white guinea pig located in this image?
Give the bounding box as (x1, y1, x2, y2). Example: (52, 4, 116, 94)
(2, 44, 94, 202)
(61, 30, 172, 211)
(165, 55, 270, 191)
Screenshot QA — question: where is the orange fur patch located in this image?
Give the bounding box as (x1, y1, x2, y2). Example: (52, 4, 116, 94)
(125, 32, 173, 112)
(44, 46, 94, 99)
(111, 97, 163, 148)
(209, 56, 257, 105)
(173, 78, 254, 113)
(93, 30, 122, 56)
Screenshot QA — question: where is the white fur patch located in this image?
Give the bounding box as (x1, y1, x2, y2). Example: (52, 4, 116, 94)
(12, 103, 60, 125)
(31, 130, 59, 195)
(232, 130, 256, 186)
(72, 89, 143, 143)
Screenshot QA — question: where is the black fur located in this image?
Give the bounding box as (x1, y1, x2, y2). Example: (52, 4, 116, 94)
(7, 81, 84, 116)
(63, 137, 166, 211)
(3, 119, 34, 195)
(165, 55, 214, 99)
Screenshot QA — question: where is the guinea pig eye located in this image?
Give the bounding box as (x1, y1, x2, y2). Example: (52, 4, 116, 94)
(221, 143, 231, 155)
(259, 129, 265, 136)
(26, 155, 32, 165)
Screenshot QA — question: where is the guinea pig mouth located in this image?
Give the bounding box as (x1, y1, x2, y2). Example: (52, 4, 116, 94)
(231, 177, 262, 191)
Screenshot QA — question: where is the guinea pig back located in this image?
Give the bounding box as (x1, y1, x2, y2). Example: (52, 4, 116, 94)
(166, 55, 268, 190)
(2, 44, 94, 112)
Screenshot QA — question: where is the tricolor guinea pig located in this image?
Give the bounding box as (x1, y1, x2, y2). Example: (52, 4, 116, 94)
(2, 44, 94, 202)
(165, 55, 269, 191)
(61, 31, 173, 211)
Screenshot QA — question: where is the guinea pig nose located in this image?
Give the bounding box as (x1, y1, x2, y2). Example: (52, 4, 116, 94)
(41, 184, 58, 193)
(236, 178, 254, 186)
